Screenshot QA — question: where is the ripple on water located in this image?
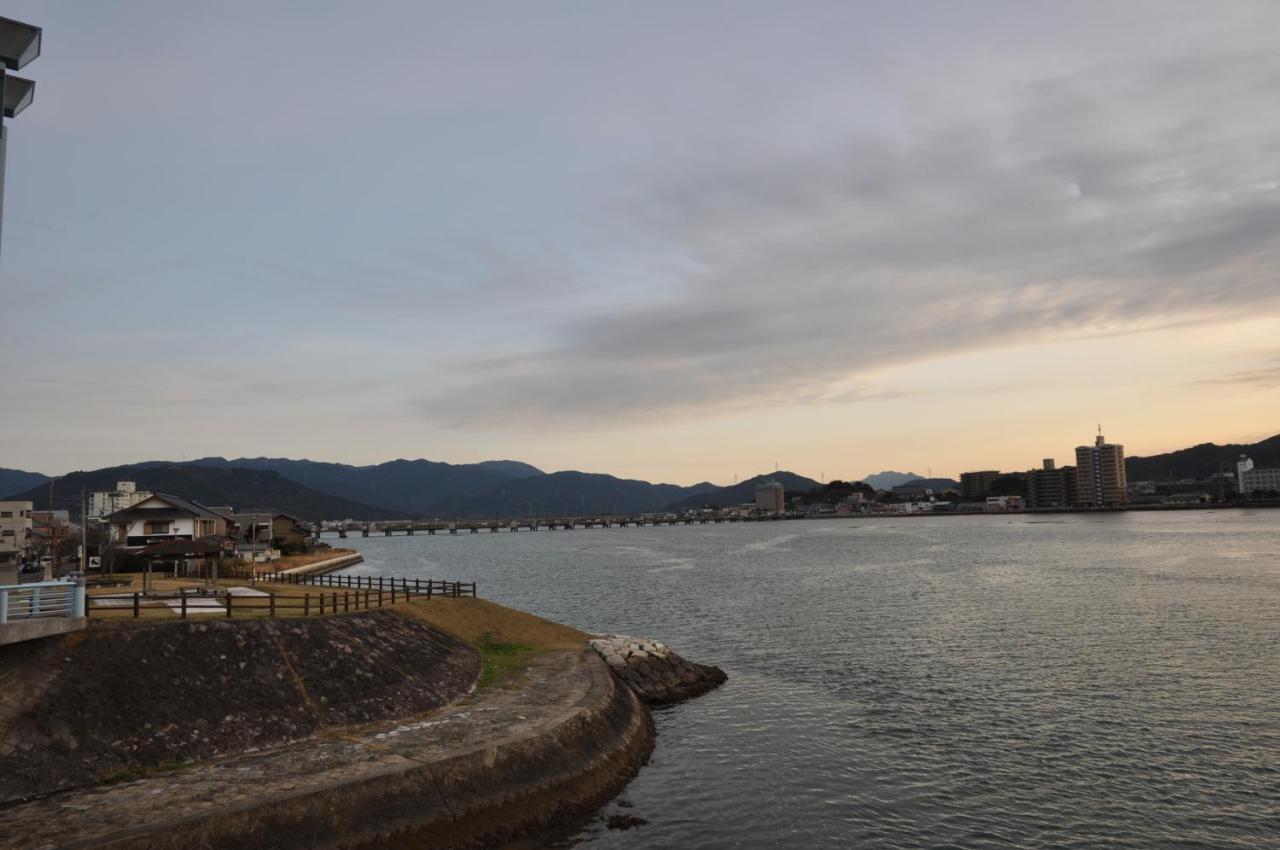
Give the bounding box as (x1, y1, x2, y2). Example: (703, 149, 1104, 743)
(346, 512, 1280, 849)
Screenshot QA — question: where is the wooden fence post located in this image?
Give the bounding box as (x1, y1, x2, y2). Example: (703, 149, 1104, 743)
(181, 592, 187, 619)
(133, 591, 140, 618)
(270, 593, 276, 618)
(226, 593, 233, 618)
(304, 593, 310, 616)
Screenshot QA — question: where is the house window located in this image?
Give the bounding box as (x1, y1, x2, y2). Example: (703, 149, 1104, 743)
(144, 521, 171, 535)
(1, 530, 13, 537)
(0, 512, 11, 518)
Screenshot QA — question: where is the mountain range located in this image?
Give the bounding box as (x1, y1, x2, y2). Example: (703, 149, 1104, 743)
(187, 457, 543, 517)
(3, 432, 1274, 519)
(2, 464, 402, 521)
(425, 471, 718, 518)
(0, 468, 49, 499)
(860, 471, 921, 490)
(665, 472, 823, 511)
(1125, 434, 1280, 482)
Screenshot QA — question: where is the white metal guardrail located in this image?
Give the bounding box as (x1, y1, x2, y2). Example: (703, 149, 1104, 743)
(0, 579, 86, 623)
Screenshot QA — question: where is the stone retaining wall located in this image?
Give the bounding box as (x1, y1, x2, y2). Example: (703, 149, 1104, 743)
(589, 635, 727, 704)
(0, 609, 478, 804)
(0, 651, 654, 850)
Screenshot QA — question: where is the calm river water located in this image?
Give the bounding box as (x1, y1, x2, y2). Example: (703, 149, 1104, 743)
(339, 511, 1280, 849)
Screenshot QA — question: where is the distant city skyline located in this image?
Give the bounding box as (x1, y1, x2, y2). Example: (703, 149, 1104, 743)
(3, 2, 1279, 483)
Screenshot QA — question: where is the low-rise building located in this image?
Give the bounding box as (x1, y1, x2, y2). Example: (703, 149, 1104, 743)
(985, 495, 1024, 512)
(228, 510, 307, 560)
(0, 500, 33, 566)
(107, 494, 231, 551)
(1237, 456, 1280, 496)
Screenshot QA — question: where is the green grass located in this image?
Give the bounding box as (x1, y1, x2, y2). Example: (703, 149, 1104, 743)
(476, 633, 536, 688)
(97, 759, 193, 786)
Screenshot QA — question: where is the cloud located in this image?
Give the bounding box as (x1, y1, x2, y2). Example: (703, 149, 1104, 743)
(1194, 354, 1280, 390)
(416, 44, 1280, 430)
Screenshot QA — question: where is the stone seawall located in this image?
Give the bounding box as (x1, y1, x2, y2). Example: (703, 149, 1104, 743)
(589, 635, 727, 704)
(0, 651, 655, 850)
(0, 609, 478, 804)
(282, 551, 364, 575)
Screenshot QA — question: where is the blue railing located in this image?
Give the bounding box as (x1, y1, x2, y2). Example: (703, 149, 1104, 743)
(0, 579, 85, 623)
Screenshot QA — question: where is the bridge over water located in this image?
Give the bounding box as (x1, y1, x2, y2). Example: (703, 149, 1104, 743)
(313, 514, 785, 539)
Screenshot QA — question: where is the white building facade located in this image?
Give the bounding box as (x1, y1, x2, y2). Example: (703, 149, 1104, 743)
(755, 480, 786, 514)
(0, 500, 33, 565)
(1238, 456, 1280, 496)
(108, 494, 229, 551)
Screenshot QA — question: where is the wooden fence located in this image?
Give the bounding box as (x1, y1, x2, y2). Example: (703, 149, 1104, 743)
(88, 573, 476, 620)
(252, 572, 476, 599)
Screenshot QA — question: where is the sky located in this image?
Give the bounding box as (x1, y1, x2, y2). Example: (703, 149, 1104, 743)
(2, 1, 1279, 485)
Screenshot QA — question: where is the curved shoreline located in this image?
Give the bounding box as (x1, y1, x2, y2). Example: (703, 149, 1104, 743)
(0, 650, 654, 849)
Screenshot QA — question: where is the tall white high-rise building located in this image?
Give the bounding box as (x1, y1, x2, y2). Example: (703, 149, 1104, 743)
(90, 481, 152, 519)
(755, 479, 785, 514)
(1074, 431, 1127, 507)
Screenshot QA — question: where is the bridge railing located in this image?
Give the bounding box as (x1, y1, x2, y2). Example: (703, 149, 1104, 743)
(0, 579, 85, 623)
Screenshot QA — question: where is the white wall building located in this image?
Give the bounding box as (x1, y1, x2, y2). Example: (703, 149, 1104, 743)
(0, 501, 34, 565)
(1238, 456, 1280, 495)
(90, 481, 152, 519)
(108, 494, 230, 551)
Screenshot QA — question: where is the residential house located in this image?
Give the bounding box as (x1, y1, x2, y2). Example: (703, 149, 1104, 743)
(229, 510, 308, 561)
(107, 494, 231, 552)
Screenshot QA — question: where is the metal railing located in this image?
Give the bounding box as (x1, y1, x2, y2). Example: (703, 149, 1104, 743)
(0, 579, 86, 623)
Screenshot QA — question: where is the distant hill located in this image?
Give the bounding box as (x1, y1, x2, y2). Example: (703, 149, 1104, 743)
(901, 477, 960, 492)
(664, 472, 823, 512)
(426, 471, 717, 518)
(1126, 434, 1280, 482)
(188, 456, 544, 516)
(861, 471, 921, 490)
(5, 464, 400, 521)
(0, 468, 49, 499)
(474, 460, 546, 479)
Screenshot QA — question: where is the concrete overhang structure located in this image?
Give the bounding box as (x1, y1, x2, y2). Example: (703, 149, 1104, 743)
(0, 15, 40, 257)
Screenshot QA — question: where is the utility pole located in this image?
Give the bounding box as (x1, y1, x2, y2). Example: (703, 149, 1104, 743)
(80, 487, 88, 575)
(45, 477, 54, 580)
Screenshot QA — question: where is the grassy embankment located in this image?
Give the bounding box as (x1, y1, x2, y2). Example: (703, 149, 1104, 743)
(86, 570, 587, 687)
(395, 596, 587, 688)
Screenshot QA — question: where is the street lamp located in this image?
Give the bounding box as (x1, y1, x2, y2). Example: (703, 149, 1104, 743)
(0, 15, 41, 257)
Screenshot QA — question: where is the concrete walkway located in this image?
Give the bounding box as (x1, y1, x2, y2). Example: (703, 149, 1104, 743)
(0, 650, 652, 850)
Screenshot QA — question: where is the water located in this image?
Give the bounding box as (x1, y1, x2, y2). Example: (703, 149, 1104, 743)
(339, 511, 1280, 848)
